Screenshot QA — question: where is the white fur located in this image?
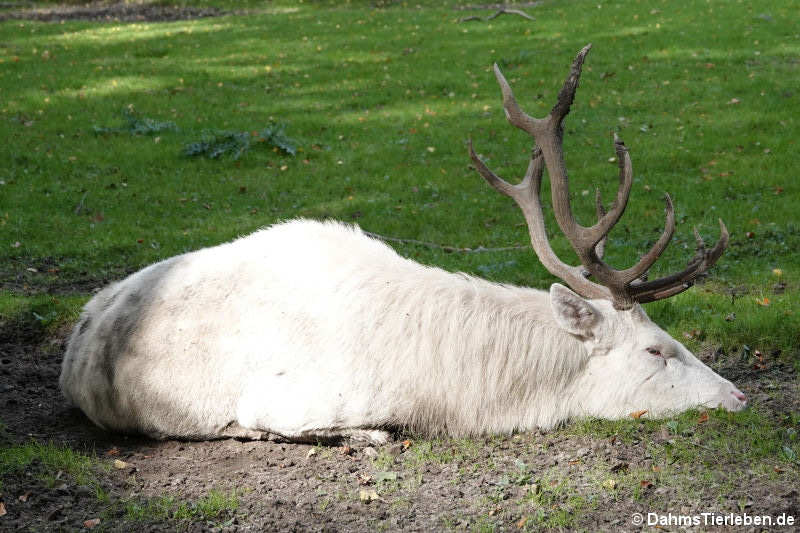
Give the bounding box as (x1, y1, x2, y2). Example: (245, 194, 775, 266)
(59, 219, 746, 441)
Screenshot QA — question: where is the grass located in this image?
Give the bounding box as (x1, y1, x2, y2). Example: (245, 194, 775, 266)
(122, 489, 240, 524)
(0, 441, 98, 488)
(568, 407, 800, 466)
(1, 0, 798, 300)
(0, 0, 798, 529)
(0, 292, 86, 333)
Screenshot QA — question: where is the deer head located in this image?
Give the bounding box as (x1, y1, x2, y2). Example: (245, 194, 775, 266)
(469, 44, 746, 417)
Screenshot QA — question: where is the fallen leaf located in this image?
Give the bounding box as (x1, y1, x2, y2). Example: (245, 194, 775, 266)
(340, 445, 353, 456)
(0, 502, 6, 517)
(640, 480, 654, 489)
(757, 297, 770, 307)
(112, 459, 129, 469)
(359, 489, 382, 503)
(697, 411, 709, 424)
(18, 491, 31, 502)
(746, 231, 755, 239)
(652, 465, 661, 472)
(517, 516, 529, 528)
(83, 518, 101, 529)
(727, 98, 741, 105)
(11, 241, 21, 248)
(772, 268, 783, 277)
(602, 478, 617, 490)
(401, 439, 412, 450)
(306, 448, 318, 458)
(630, 410, 648, 419)
(105, 447, 120, 456)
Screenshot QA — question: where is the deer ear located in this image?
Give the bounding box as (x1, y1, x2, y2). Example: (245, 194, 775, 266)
(550, 283, 600, 337)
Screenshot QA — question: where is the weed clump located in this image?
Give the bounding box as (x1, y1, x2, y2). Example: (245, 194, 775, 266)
(184, 123, 297, 160)
(92, 108, 178, 136)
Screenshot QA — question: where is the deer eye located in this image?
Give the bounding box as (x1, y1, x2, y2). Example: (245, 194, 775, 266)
(646, 347, 663, 357)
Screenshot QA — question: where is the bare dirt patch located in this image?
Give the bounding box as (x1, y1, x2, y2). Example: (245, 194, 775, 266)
(1, 318, 798, 531)
(0, 1, 224, 23)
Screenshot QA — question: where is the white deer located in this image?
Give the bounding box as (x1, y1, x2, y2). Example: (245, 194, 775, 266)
(60, 45, 746, 443)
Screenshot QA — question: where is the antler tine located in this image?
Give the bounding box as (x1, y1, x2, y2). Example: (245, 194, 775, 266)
(617, 194, 676, 283)
(629, 220, 728, 303)
(580, 134, 635, 264)
(550, 43, 593, 127)
(468, 140, 611, 300)
(593, 189, 607, 260)
(492, 64, 540, 136)
(467, 139, 518, 197)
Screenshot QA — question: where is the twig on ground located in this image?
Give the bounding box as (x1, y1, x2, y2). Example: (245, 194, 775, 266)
(364, 231, 526, 254)
(74, 192, 88, 215)
(687, 440, 719, 454)
(458, 6, 535, 23)
(454, 2, 541, 10)
(487, 8, 535, 20)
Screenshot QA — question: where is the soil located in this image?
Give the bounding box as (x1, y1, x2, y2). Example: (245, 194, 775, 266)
(0, 310, 798, 532)
(0, 1, 224, 23)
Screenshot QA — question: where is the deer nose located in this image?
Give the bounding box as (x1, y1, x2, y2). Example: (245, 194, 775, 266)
(731, 389, 747, 404)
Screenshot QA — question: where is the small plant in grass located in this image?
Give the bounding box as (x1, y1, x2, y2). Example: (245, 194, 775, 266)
(124, 495, 175, 521)
(172, 489, 239, 523)
(521, 474, 584, 529)
(124, 489, 239, 523)
(92, 108, 178, 136)
(184, 122, 297, 160)
(371, 449, 396, 471)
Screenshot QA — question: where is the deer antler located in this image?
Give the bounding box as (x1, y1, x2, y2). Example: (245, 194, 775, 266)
(469, 44, 728, 310)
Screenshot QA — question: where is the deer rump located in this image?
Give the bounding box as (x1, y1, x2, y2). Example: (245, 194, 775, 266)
(60, 45, 746, 442)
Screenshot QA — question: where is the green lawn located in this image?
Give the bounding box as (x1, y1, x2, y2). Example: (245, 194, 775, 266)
(3, 0, 797, 356)
(1, 0, 798, 529)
